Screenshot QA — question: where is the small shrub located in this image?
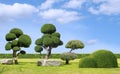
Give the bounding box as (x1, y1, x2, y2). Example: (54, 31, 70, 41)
(60, 52, 77, 64)
(79, 57, 97, 68)
(91, 49, 118, 68)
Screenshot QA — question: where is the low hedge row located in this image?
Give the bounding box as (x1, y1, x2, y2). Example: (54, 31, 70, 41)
(0, 53, 120, 59)
(0, 54, 89, 58)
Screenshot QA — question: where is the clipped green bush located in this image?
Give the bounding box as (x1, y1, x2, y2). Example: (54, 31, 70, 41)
(79, 57, 97, 68)
(60, 52, 77, 64)
(91, 50, 118, 68)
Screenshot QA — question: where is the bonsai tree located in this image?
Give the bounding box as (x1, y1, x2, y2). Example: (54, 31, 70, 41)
(60, 52, 77, 64)
(35, 24, 63, 59)
(65, 40, 84, 52)
(5, 28, 31, 64)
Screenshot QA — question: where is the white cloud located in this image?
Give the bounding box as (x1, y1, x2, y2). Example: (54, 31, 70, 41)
(63, 0, 86, 9)
(0, 3, 38, 23)
(86, 39, 98, 45)
(39, 0, 58, 10)
(89, 0, 120, 15)
(39, 9, 81, 23)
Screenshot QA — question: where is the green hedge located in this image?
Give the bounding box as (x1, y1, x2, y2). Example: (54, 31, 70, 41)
(0, 54, 90, 58)
(0, 53, 120, 59)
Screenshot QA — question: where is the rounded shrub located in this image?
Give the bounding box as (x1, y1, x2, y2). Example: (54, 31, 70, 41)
(41, 24, 56, 34)
(5, 33, 16, 41)
(91, 50, 118, 68)
(60, 52, 77, 64)
(79, 57, 97, 68)
(18, 34, 32, 47)
(10, 28, 23, 37)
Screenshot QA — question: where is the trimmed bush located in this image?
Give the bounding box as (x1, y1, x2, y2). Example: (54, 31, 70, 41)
(60, 52, 77, 64)
(91, 50, 118, 68)
(79, 57, 97, 68)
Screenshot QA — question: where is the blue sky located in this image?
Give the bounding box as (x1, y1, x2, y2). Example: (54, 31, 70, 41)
(0, 0, 120, 54)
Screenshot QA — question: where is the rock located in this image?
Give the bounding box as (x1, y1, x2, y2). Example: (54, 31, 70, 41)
(1, 59, 13, 65)
(38, 60, 62, 66)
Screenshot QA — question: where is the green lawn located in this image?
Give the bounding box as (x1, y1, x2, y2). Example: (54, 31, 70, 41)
(0, 59, 120, 74)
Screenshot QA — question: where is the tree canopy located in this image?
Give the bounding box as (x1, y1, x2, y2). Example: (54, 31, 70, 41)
(65, 40, 84, 52)
(5, 28, 31, 64)
(35, 24, 63, 59)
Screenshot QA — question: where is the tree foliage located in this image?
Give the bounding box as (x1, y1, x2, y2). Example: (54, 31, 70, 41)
(35, 24, 63, 59)
(65, 40, 84, 52)
(5, 28, 31, 64)
(60, 52, 77, 64)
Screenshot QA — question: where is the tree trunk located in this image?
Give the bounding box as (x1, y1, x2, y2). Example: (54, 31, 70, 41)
(13, 51, 18, 64)
(65, 59, 69, 64)
(69, 49, 73, 53)
(45, 47, 52, 59)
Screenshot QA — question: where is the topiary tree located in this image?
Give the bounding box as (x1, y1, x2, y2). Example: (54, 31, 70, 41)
(91, 49, 118, 68)
(5, 28, 31, 64)
(60, 52, 77, 64)
(79, 56, 97, 68)
(35, 24, 63, 59)
(65, 40, 84, 52)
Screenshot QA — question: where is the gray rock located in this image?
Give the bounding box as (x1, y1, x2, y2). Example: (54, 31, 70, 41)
(1, 59, 13, 65)
(38, 60, 62, 66)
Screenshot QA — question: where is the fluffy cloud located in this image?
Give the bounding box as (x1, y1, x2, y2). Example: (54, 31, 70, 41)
(89, 0, 120, 15)
(39, 9, 80, 23)
(39, 0, 58, 10)
(63, 0, 86, 9)
(0, 3, 38, 23)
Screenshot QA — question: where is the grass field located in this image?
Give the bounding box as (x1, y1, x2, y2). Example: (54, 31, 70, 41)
(0, 59, 120, 74)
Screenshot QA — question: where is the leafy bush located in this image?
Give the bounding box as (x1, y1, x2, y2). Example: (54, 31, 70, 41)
(91, 50, 118, 68)
(60, 52, 77, 64)
(79, 57, 97, 68)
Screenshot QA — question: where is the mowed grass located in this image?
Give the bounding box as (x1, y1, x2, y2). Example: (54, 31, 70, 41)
(0, 59, 120, 74)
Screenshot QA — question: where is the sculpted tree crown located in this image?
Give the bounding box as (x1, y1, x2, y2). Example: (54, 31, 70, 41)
(65, 40, 84, 49)
(41, 24, 56, 34)
(10, 28, 23, 37)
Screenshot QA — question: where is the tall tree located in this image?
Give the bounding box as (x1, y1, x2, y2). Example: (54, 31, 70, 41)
(65, 40, 84, 52)
(5, 28, 31, 64)
(35, 24, 63, 59)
